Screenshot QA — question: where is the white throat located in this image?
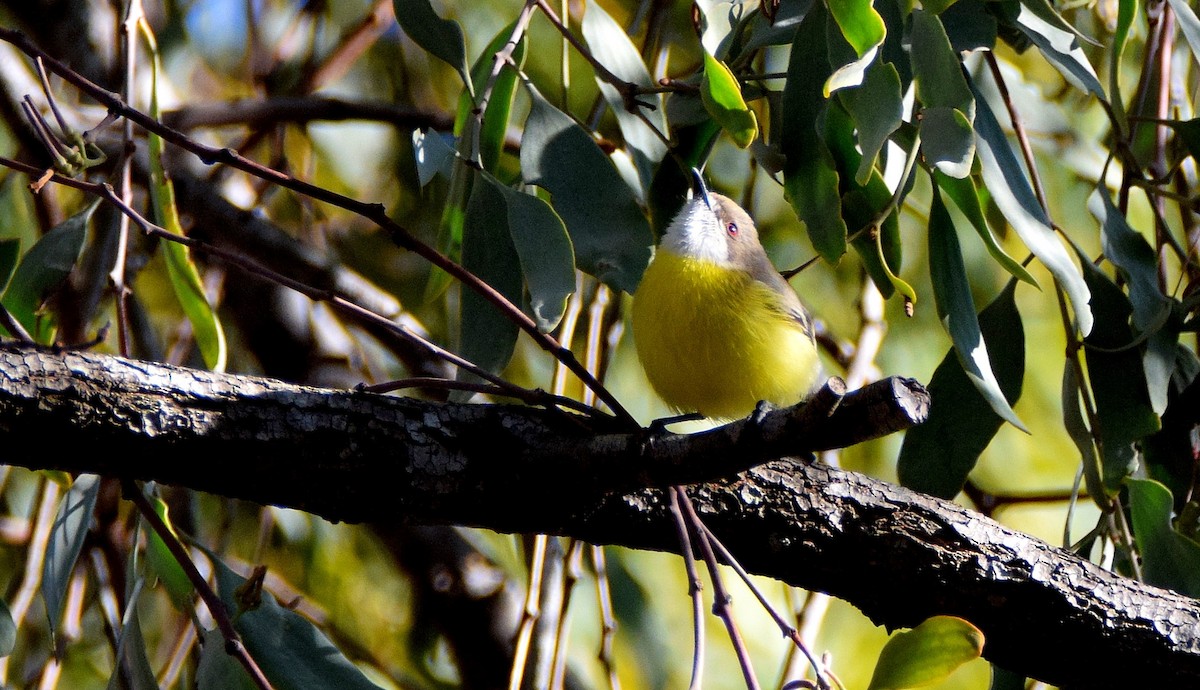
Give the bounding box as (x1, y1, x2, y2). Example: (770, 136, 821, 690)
(658, 199, 730, 265)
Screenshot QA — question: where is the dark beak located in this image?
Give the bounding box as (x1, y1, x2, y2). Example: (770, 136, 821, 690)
(690, 168, 713, 211)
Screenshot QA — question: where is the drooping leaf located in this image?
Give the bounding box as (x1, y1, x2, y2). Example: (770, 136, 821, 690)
(940, 0, 998, 52)
(1079, 257, 1159, 490)
(867, 616, 984, 690)
(143, 494, 195, 609)
(1107, 0, 1138, 129)
(1017, 7, 1104, 98)
(393, 0, 470, 91)
(479, 173, 576, 332)
(1127, 478, 1200, 598)
(412, 128, 457, 187)
(920, 106, 975, 178)
(972, 86, 1093, 335)
(839, 59, 903, 185)
(520, 83, 653, 293)
(3, 200, 96, 341)
(935, 171, 1038, 287)
(700, 51, 759, 149)
(44, 474, 100, 637)
(1164, 0, 1200, 72)
(454, 20, 526, 172)
(1091, 187, 1175, 415)
(929, 186, 1026, 430)
(899, 279, 1025, 497)
(1018, 0, 1097, 45)
(207, 556, 385, 690)
(582, 2, 668, 187)
(827, 0, 887, 56)
(459, 170, 522, 383)
(104, 578, 158, 690)
(0, 238, 19, 295)
(782, 2, 848, 263)
(142, 22, 227, 372)
(1062, 358, 1108, 502)
(911, 9, 975, 178)
(0, 598, 14, 657)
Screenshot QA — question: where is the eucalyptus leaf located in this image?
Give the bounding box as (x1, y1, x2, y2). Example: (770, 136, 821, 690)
(839, 60, 903, 185)
(582, 2, 667, 187)
(701, 51, 759, 148)
(911, 9, 975, 117)
(412, 129, 456, 187)
(454, 20, 525, 172)
(44, 474, 100, 637)
(520, 83, 652, 293)
(1127, 478, 1200, 598)
(1091, 187, 1175, 414)
(782, 2, 848, 262)
(3, 200, 97, 340)
(899, 281, 1024, 497)
(143, 494, 195, 609)
(459, 170, 522, 383)
(827, 0, 887, 56)
(1017, 7, 1104, 97)
(935, 171, 1038, 286)
(393, 0, 470, 90)
(867, 616, 985, 690)
(479, 173, 576, 332)
(972, 86, 1093, 335)
(920, 106, 975, 178)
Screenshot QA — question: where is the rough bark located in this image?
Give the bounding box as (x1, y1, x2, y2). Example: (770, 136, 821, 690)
(0, 344, 1196, 687)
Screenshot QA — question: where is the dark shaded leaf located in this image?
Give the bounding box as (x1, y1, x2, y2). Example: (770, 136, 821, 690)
(520, 84, 653, 293)
(899, 282, 1024, 497)
(839, 59, 903, 185)
(935, 171, 1038, 286)
(3, 200, 97, 341)
(1127, 478, 1200, 598)
(393, 0, 469, 88)
(44, 474, 100, 637)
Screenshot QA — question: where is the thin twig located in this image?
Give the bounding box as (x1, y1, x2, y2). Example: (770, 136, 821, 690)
(668, 487, 706, 690)
(0, 27, 634, 424)
(122, 480, 274, 690)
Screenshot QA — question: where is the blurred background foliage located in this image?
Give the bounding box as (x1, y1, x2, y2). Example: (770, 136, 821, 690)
(0, 0, 1195, 688)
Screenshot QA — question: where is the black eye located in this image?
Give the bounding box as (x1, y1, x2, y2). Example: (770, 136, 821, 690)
(726, 222, 738, 236)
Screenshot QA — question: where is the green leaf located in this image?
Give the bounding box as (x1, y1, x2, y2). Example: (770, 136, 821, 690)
(104, 578, 158, 690)
(143, 494, 195, 609)
(899, 279, 1025, 497)
(0, 598, 15, 657)
(1017, 8, 1104, 97)
(839, 60, 903, 185)
(1018, 0, 1098, 45)
(1062, 358, 1107, 501)
(459, 170, 522, 382)
(1107, 0, 1137, 129)
(582, 2, 668, 187)
(972, 87, 1093, 335)
(940, 0, 998, 52)
(911, 10, 974, 117)
(208, 556, 385, 690)
(935, 172, 1037, 287)
(700, 51, 759, 149)
(929, 186, 1025, 430)
(44, 474, 100, 637)
(393, 0, 470, 91)
(1079, 258, 1159, 490)
(1167, 0, 1200, 73)
(145, 33, 227, 372)
(920, 106, 975, 178)
(1091, 187, 1175, 415)
(197, 627, 261, 690)
(867, 616, 984, 690)
(520, 83, 653, 293)
(1127, 478, 1200, 598)
(0, 238, 20, 295)
(454, 20, 525, 172)
(3, 200, 96, 341)
(782, 3, 848, 263)
(827, 0, 887, 56)
(481, 175, 576, 332)
(412, 129, 457, 187)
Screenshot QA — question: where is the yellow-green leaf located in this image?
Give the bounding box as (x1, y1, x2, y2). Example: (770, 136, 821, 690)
(700, 51, 758, 149)
(868, 616, 985, 690)
(143, 494, 195, 610)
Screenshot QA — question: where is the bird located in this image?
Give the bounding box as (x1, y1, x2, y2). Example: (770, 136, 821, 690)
(631, 173, 820, 420)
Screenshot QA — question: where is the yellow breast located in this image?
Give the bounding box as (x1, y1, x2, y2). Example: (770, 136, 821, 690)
(631, 251, 819, 420)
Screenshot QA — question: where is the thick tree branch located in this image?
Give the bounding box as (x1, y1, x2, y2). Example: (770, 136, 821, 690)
(0, 345, 1197, 687)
